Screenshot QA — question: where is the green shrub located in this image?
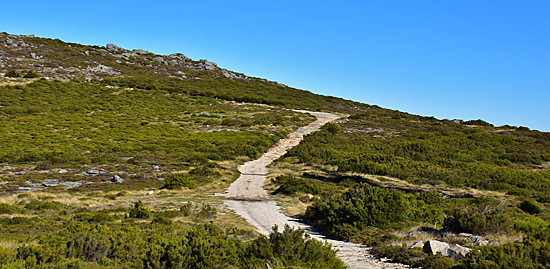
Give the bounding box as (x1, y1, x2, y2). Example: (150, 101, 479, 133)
(163, 173, 198, 189)
(196, 204, 217, 219)
(460, 229, 550, 269)
(463, 119, 494, 127)
(129, 200, 151, 219)
(24, 200, 64, 211)
(0, 216, 36, 225)
(417, 255, 458, 269)
(322, 122, 342, 134)
(273, 175, 320, 195)
(0, 203, 22, 214)
(305, 184, 442, 239)
(180, 202, 193, 216)
(246, 225, 345, 269)
(35, 161, 53, 170)
(444, 198, 511, 235)
(0, 247, 17, 266)
(188, 166, 220, 177)
(23, 71, 40, 78)
(4, 69, 19, 77)
(74, 212, 115, 223)
(514, 216, 549, 234)
(519, 200, 543, 214)
(152, 215, 172, 225)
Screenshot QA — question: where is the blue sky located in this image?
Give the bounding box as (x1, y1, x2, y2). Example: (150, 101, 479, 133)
(2, 1, 549, 131)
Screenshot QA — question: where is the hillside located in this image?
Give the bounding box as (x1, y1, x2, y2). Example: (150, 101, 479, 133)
(1, 32, 550, 268)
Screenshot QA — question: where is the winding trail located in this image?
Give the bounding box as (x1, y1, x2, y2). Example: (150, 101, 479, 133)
(223, 110, 407, 268)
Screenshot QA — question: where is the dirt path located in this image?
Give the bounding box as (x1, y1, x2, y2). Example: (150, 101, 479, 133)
(223, 110, 408, 268)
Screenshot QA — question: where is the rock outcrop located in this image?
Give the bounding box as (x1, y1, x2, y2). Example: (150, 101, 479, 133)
(423, 240, 471, 260)
(0, 32, 255, 82)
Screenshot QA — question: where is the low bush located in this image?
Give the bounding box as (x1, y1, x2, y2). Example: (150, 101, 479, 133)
(305, 184, 443, 239)
(24, 200, 64, 211)
(273, 175, 320, 195)
(514, 216, 549, 234)
(129, 200, 151, 219)
(0, 203, 22, 214)
(519, 200, 543, 214)
(163, 173, 198, 189)
(74, 212, 115, 223)
(11, 222, 343, 268)
(443, 197, 512, 235)
(4, 69, 19, 77)
(22, 71, 40, 78)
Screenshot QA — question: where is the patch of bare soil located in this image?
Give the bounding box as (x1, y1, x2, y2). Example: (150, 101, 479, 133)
(223, 111, 408, 268)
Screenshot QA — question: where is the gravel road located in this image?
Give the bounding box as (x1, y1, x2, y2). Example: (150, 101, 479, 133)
(223, 111, 408, 268)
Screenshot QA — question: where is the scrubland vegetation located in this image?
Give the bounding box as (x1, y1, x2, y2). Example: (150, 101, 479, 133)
(271, 109, 550, 267)
(0, 198, 342, 268)
(2, 33, 550, 268)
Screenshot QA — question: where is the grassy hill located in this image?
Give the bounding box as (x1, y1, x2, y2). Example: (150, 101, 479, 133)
(1, 32, 549, 268)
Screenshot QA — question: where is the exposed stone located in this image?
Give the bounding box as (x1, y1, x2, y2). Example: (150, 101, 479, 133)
(106, 43, 127, 52)
(423, 240, 449, 255)
(408, 241, 424, 249)
(86, 64, 120, 76)
(30, 52, 38, 59)
(62, 182, 83, 189)
(112, 175, 125, 183)
(42, 178, 60, 187)
(168, 53, 188, 60)
(0, 166, 17, 171)
(204, 61, 216, 71)
(133, 49, 150, 55)
(447, 244, 470, 260)
(458, 233, 491, 246)
(472, 236, 489, 246)
(87, 169, 102, 175)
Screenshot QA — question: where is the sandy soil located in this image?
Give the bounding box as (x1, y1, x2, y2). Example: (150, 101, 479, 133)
(223, 110, 408, 268)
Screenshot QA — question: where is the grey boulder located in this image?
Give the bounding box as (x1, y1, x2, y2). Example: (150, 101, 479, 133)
(423, 240, 450, 255)
(112, 175, 125, 183)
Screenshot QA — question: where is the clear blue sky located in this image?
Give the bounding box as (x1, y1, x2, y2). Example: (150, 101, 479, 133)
(2, 1, 549, 131)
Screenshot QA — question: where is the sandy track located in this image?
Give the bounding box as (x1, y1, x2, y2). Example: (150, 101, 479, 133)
(223, 111, 408, 268)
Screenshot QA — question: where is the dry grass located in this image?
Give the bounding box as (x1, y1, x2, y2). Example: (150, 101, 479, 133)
(342, 171, 511, 202)
(0, 77, 40, 86)
(0, 240, 21, 251)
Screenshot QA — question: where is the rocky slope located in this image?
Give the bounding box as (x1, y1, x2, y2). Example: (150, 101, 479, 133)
(0, 32, 251, 81)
